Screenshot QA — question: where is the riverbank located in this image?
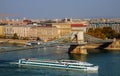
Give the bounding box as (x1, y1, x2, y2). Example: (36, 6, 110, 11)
(0, 46, 32, 53)
(85, 44, 102, 49)
(0, 44, 45, 53)
(0, 39, 42, 53)
(85, 43, 120, 50)
(0, 39, 120, 52)
(0, 39, 29, 45)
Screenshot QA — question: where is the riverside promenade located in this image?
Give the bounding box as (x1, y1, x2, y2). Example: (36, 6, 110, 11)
(0, 39, 34, 53)
(0, 39, 29, 45)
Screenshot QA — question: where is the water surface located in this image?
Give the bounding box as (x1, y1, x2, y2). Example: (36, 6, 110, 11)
(0, 46, 120, 76)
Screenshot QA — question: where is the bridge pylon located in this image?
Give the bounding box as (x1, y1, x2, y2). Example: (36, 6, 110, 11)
(68, 30, 87, 54)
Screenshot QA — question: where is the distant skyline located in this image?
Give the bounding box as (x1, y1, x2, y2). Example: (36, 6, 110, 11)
(0, 0, 120, 19)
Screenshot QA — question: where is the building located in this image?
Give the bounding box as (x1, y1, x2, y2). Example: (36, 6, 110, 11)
(88, 18, 120, 33)
(3, 25, 31, 39)
(0, 25, 4, 37)
(36, 26, 58, 42)
(12, 26, 31, 39)
(3, 25, 14, 38)
(2, 25, 59, 41)
(46, 23, 71, 38)
(1, 19, 88, 41)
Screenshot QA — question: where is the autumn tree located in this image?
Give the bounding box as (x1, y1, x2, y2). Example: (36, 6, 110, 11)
(87, 27, 116, 39)
(102, 27, 116, 39)
(87, 28, 94, 36)
(94, 28, 106, 39)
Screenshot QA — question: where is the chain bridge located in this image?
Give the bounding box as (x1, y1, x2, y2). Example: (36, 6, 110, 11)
(54, 32, 113, 44)
(52, 31, 113, 54)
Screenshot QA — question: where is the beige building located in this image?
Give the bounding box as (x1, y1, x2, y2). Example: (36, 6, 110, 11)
(46, 23, 71, 38)
(3, 25, 34, 39)
(2, 25, 59, 41)
(12, 26, 31, 39)
(3, 25, 14, 38)
(29, 26, 37, 39)
(3, 25, 31, 39)
(36, 26, 58, 42)
(2, 22, 87, 42)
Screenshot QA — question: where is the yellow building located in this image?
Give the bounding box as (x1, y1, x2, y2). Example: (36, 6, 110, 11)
(0, 25, 4, 37)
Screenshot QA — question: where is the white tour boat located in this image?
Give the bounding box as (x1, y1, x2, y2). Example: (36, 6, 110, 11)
(18, 59, 99, 71)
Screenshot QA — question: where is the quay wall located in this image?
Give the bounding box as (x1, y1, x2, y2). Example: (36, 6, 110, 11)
(105, 40, 120, 50)
(85, 40, 120, 50)
(85, 44, 102, 49)
(0, 39, 29, 45)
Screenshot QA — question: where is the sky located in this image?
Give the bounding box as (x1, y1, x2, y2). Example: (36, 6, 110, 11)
(0, 0, 120, 19)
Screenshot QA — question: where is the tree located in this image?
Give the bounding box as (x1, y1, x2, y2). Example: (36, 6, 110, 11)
(115, 33, 120, 39)
(87, 28, 106, 39)
(87, 27, 116, 39)
(88, 28, 94, 33)
(13, 33, 18, 39)
(87, 28, 95, 36)
(102, 27, 116, 39)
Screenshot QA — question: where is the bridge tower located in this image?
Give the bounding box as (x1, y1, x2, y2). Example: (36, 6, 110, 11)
(68, 24, 87, 54)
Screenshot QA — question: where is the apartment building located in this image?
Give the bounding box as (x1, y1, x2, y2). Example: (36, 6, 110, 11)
(88, 22, 120, 33)
(3, 25, 30, 39)
(2, 22, 87, 41)
(88, 18, 120, 33)
(2, 25, 59, 41)
(3, 25, 14, 38)
(36, 26, 58, 41)
(46, 23, 71, 38)
(12, 26, 31, 39)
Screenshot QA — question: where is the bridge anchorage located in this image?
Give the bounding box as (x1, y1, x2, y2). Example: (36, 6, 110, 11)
(68, 30, 88, 54)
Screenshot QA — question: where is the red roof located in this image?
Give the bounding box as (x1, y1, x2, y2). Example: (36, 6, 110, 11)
(23, 20, 32, 22)
(71, 24, 87, 27)
(46, 24, 52, 26)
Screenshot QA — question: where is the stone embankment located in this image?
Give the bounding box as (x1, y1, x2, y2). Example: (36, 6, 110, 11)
(0, 39, 31, 53)
(85, 44, 102, 49)
(85, 39, 120, 50)
(0, 39, 29, 45)
(105, 40, 120, 50)
(0, 46, 33, 53)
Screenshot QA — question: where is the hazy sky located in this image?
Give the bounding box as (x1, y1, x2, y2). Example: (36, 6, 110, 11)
(0, 0, 120, 19)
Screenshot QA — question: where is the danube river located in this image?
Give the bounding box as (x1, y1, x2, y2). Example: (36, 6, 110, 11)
(0, 45, 120, 76)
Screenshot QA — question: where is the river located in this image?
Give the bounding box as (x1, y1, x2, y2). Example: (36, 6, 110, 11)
(0, 45, 120, 76)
